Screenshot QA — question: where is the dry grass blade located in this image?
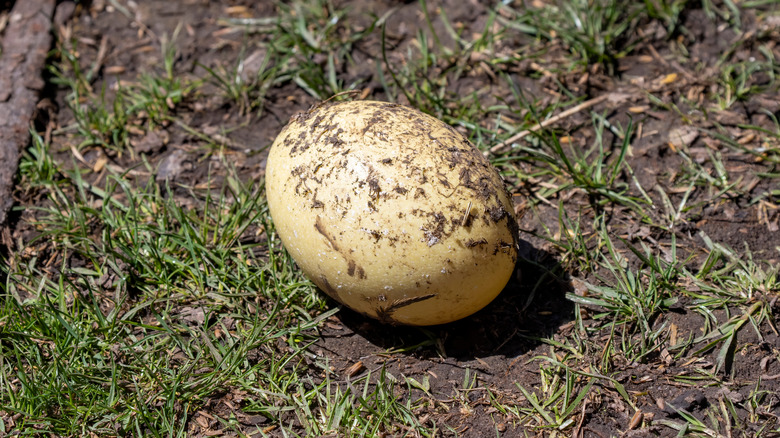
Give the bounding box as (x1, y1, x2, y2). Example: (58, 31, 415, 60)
(488, 94, 609, 155)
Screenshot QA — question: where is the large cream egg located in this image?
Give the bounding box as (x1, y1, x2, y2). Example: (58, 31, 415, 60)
(265, 100, 518, 326)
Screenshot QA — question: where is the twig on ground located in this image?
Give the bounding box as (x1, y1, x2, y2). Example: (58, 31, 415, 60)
(487, 94, 609, 156)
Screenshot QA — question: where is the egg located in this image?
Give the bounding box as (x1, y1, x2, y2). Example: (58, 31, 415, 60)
(265, 100, 518, 326)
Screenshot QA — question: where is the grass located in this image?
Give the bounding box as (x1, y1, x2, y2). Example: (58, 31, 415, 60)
(2, 0, 780, 436)
(497, 0, 643, 73)
(199, 45, 281, 118)
(50, 29, 196, 154)
(4, 145, 332, 434)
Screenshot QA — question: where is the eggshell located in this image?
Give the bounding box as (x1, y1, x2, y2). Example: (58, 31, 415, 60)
(265, 100, 518, 325)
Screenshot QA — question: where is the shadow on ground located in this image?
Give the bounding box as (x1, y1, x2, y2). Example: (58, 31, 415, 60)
(320, 238, 574, 361)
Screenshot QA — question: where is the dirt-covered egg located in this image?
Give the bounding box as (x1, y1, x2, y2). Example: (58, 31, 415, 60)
(265, 100, 518, 326)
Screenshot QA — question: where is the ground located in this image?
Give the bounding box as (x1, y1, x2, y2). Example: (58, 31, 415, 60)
(1, 0, 780, 437)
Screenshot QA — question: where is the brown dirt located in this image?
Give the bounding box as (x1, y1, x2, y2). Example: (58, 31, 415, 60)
(3, 0, 780, 436)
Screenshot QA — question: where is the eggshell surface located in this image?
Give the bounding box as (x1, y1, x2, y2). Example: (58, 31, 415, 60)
(265, 100, 518, 326)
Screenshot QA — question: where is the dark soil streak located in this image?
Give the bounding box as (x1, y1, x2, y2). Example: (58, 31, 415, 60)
(319, 275, 339, 301)
(347, 260, 356, 277)
(465, 238, 488, 248)
(314, 215, 340, 253)
(376, 293, 437, 325)
(316, 215, 367, 280)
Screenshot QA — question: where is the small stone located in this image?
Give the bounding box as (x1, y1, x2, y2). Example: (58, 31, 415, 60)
(156, 149, 190, 181)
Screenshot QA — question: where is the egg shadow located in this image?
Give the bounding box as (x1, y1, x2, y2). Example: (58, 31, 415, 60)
(327, 238, 575, 360)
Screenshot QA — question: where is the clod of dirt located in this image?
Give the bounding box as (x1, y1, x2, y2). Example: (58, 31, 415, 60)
(132, 130, 169, 155)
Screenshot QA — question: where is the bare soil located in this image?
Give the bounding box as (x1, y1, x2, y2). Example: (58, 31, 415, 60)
(3, 0, 779, 436)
